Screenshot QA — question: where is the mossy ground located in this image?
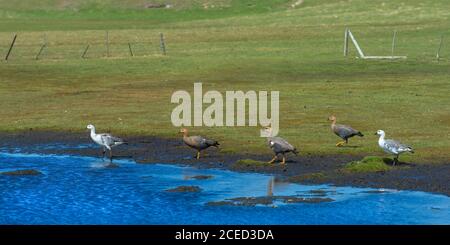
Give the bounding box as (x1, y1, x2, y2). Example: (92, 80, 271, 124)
(343, 156, 394, 173)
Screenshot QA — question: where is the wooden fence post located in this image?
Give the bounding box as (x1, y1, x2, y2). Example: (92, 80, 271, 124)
(5, 33, 17, 61)
(128, 43, 134, 57)
(160, 33, 166, 55)
(105, 31, 110, 57)
(436, 35, 443, 61)
(81, 44, 90, 58)
(35, 43, 47, 60)
(391, 30, 397, 57)
(344, 28, 349, 57)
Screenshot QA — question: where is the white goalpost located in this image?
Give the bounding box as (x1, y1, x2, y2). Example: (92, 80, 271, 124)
(344, 28, 407, 59)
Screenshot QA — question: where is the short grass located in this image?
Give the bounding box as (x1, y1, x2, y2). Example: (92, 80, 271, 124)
(0, 0, 449, 163)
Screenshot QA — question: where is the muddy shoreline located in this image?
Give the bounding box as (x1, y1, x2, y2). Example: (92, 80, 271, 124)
(0, 130, 449, 196)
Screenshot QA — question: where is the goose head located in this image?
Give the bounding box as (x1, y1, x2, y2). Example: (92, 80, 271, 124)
(375, 129, 385, 136)
(86, 124, 95, 131)
(328, 115, 336, 123)
(261, 126, 273, 137)
(179, 128, 188, 136)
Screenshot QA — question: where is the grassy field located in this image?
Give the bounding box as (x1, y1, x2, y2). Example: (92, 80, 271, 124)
(0, 0, 449, 162)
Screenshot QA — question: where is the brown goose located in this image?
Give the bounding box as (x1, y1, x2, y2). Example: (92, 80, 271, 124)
(328, 115, 364, 147)
(179, 128, 219, 159)
(262, 127, 299, 164)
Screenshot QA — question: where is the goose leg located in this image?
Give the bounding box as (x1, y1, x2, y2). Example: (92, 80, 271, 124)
(393, 155, 398, 166)
(196, 151, 200, 160)
(101, 147, 106, 160)
(268, 155, 277, 164)
(109, 149, 113, 162)
(281, 154, 286, 165)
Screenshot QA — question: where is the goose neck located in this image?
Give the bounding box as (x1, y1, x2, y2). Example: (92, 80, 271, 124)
(90, 127, 96, 136)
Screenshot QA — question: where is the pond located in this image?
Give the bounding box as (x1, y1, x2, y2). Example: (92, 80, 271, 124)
(0, 151, 449, 224)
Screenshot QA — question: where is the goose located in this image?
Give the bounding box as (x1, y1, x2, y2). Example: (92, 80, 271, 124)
(263, 127, 299, 164)
(375, 130, 414, 166)
(328, 115, 364, 147)
(179, 128, 219, 159)
(87, 124, 127, 162)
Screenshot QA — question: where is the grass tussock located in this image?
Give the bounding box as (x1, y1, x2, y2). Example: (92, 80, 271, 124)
(343, 156, 393, 173)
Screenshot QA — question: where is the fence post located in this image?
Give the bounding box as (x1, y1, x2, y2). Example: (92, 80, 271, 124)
(436, 35, 443, 61)
(344, 28, 349, 56)
(347, 29, 365, 58)
(160, 33, 166, 55)
(105, 31, 110, 57)
(35, 43, 47, 60)
(391, 30, 397, 57)
(5, 33, 17, 61)
(81, 44, 90, 59)
(128, 43, 134, 57)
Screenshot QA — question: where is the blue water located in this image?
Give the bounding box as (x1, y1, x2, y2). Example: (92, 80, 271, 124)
(0, 151, 449, 224)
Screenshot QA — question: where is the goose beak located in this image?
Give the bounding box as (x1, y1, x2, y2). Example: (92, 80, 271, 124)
(374, 132, 377, 135)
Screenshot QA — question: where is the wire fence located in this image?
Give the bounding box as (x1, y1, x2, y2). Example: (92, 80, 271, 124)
(0, 30, 168, 61)
(0, 29, 447, 62)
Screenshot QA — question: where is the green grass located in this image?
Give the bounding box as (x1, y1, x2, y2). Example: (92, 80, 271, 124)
(0, 0, 293, 31)
(0, 0, 449, 163)
(344, 156, 393, 173)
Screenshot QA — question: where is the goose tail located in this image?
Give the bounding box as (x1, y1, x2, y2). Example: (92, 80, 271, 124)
(207, 140, 220, 148)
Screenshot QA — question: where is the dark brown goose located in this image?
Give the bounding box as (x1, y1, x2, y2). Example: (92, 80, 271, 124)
(179, 128, 219, 159)
(328, 115, 364, 147)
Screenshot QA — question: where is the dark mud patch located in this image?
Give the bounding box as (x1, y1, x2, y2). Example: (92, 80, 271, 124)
(166, 186, 202, 193)
(288, 172, 327, 182)
(188, 175, 214, 180)
(307, 189, 328, 196)
(1, 169, 42, 176)
(207, 196, 334, 207)
(297, 189, 341, 197)
(231, 159, 288, 172)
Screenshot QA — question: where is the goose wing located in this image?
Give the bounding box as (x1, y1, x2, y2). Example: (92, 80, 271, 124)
(334, 124, 360, 138)
(100, 133, 125, 146)
(269, 137, 295, 152)
(384, 139, 412, 153)
(185, 136, 218, 149)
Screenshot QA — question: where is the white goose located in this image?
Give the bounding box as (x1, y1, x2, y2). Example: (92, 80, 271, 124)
(87, 124, 127, 162)
(375, 130, 414, 166)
